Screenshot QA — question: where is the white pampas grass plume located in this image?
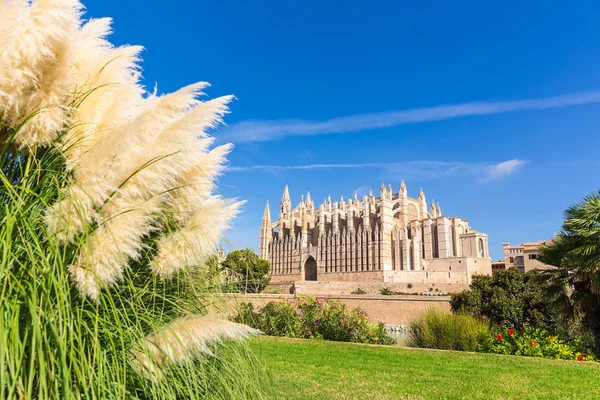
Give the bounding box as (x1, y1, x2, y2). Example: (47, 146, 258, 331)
(152, 198, 244, 277)
(0, 0, 83, 146)
(168, 144, 234, 222)
(131, 315, 261, 380)
(99, 94, 234, 219)
(69, 197, 162, 300)
(1, 0, 243, 299)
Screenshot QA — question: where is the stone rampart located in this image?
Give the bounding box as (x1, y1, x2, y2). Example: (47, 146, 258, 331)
(294, 280, 468, 295)
(213, 292, 451, 326)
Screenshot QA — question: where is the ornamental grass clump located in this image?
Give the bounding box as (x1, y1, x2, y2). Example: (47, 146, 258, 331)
(0, 1, 268, 398)
(234, 296, 394, 345)
(407, 309, 489, 351)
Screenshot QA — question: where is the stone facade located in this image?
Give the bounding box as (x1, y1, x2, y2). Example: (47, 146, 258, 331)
(259, 183, 492, 285)
(502, 241, 553, 273)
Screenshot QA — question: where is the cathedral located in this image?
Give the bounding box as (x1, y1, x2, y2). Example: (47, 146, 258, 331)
(259, 182, 492, 285)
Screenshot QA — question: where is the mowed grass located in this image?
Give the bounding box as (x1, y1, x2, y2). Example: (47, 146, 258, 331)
(251, 336, 600, 400)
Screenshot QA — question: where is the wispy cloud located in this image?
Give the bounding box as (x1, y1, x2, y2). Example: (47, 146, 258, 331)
(229, 159, 527, 182)
(481, 159, 528, 182)
(354, 185, 370, 198)
(220, 91, 600, 143)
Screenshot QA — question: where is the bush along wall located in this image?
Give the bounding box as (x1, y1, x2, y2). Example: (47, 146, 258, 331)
(478, 328, 596, 362)
(234, 296, 394, 345)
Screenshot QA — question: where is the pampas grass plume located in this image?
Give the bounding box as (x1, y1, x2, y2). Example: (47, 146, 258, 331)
(132, 316, 261, 379)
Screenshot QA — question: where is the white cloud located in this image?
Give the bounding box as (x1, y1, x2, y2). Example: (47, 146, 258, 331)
(481, 159, 528, 182)
(219, 91, 600, 143)
(354, 185, 370, 198)
(228, 159, 527, 182)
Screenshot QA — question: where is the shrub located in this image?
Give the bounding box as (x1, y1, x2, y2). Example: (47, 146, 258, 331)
(352, 288, 367, 295)
(451, 268, 595, 354)
(478, 328, 597, 362)
(234, 296, 394, 345)
(0, 2, 268, 398)
(407, 283, 413, 289)
(380, 287, 394, 295)
(450, 268, 558, 330)
(407, 309, 489, 351)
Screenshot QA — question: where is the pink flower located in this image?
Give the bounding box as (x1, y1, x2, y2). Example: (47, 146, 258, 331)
(298, 312, 303, 317)
(308, 331, 312, 336)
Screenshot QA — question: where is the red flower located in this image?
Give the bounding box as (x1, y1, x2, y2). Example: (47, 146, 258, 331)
(519, 330, 523, 335)
(507, 329, 515, 336)
(529, 341, 538, 347)
(577, 355, 584, 362)
(495, 334, 503, 341)
(584, 353, 589, 357)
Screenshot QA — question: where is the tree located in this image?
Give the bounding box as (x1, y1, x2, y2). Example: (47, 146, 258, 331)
(450, 268, 558, 330)
(222, 249, 271, 293)
(538, 190, 600, 356)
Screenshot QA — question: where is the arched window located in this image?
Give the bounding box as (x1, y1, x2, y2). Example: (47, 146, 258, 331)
(478, 238, 484, 257)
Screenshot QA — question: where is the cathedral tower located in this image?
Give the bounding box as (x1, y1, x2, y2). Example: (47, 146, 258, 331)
(259, 201, 271, 259)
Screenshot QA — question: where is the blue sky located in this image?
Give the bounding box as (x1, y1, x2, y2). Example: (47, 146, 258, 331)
(86, 0, 600, 260)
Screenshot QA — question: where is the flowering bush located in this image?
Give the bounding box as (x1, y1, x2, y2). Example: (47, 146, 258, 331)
(234, 296, 394, 345)
(478, 328, 597, 362)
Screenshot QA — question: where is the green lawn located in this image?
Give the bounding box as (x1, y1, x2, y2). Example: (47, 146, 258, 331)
(251, 336, 600, 400)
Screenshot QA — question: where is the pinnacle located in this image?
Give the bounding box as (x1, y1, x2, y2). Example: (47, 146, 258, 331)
(400, 180, 407, 195)
(282, 183, 290, 200)
(262, 201, 271, 223)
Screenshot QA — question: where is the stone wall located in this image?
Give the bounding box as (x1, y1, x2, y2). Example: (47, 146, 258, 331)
(214, 292, 451, 326)
(294, 280, 467, 295)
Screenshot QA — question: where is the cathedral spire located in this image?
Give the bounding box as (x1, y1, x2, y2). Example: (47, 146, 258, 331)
(262, 201, 271, 225)
(418, 187, 425, 199)
(280, 183, 291, 218)
(282, 183, 290, 201)
(430, 199, 437, 218)
(437, 202, 442, 217)
(400, 180, 407, 197)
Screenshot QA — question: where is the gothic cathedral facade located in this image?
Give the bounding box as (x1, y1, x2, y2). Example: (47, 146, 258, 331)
(259, 183, 492, 285)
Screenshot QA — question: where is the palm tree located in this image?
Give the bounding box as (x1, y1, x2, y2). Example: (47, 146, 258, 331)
(538, 190, 600, 355)
(222, 249, 271, 293)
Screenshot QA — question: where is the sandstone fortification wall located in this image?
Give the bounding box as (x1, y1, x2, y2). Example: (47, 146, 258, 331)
(214, 292, 451, 326)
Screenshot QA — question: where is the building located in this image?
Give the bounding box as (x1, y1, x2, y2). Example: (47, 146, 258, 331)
(215, 247, 226, 262)
(259, 183, 492, 286)
(502, 241, 553, 273)
(491, 260, 506, 274)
